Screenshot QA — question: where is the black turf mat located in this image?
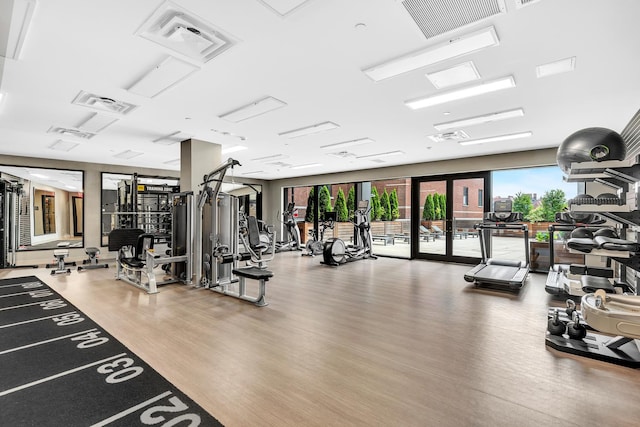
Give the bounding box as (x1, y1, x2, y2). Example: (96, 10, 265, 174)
(0, 276, 223, 426)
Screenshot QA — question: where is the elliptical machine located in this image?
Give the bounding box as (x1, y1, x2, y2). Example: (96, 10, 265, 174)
(275, 202, 302, 252)
(322, 200, 377, 266)
(303, 211, 335, 256)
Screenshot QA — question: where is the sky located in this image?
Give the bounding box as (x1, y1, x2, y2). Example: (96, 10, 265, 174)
(492, 166, 578, 201)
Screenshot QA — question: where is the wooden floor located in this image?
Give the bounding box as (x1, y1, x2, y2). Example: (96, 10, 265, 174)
(3, 254, 640, 426)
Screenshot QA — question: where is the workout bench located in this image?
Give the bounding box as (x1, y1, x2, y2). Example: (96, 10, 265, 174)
(77, 247, 109, 271)
(46, 249, 76, 275)
(209, 215, 274, 306)
(109, 228, 191, 293)
(229, 266, 273, 306)
(109, 228, 158, 293)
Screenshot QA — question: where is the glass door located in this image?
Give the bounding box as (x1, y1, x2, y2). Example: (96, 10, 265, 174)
(412, 172, 490, 263)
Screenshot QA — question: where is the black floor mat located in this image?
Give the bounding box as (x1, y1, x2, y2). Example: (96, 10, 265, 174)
(0, 276, 223, 426)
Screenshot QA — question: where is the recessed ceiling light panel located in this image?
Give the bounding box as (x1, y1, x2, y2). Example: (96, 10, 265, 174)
(1, 0, 37, 60)
(49, 140, 79, 152)
(136, 0, 238, 64)
(279, 121, 340, 138)
(362, 26, 499, 82)
(252, 153, 289, 162)
(356, 151, 404, 160)
(426, 61, 480, 89)
(291, 163, 322, 169)
(219, 96, 287, 122)
(320, 138, 373, 150)
(128, 56, 200, 98)
(434, 108, 524, 131)
(77, 113, 118, 133)
(458, 131, 532, 145)
(114, 150, 144, 159)
(221, 145, 248, 154)
(405, 75, 515, 109)
(536, 57, 576, 78)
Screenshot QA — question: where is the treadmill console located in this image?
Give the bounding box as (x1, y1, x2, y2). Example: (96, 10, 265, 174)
(357, 200, 369, 210)
(485, 199, 523, 223)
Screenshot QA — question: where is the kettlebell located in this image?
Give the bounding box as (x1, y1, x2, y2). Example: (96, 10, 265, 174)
(567, 311, 587, 340)
(547, 309, 566, 336)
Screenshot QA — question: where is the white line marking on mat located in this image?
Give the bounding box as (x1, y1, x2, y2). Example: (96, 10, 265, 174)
(0, 312, 77, 329)
(0, 353, 127, 397)
(91, 391, 173, 427)
(0, 328, 99, 355)
(0, 299, 62, 311)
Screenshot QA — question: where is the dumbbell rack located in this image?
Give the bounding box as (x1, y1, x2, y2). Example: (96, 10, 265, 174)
(545, 156, 640, 368)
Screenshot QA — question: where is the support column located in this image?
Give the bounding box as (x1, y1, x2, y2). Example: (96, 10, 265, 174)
(180, 139, 221, 193)
(180, 138, 220, 287)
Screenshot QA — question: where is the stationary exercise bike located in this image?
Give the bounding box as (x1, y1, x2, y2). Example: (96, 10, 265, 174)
(303, 211, 336, 256)
(322, 200, 377, 266)
(275, 202, 302, 252)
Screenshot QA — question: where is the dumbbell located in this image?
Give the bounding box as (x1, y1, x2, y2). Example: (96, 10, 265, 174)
(547, 309, 566, 336)
(567, 311, 587, 340)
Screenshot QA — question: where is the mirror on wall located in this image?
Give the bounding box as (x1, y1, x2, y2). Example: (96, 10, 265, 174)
(0, 165, 84, 251)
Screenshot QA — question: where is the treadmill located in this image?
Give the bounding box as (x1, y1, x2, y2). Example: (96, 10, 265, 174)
(464, 200, 530, 290)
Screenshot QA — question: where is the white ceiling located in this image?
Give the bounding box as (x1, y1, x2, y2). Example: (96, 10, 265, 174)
(1, 0, 639, 180)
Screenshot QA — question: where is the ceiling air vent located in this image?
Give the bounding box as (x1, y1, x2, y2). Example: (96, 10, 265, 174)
(71, 91, 137, 115)
(326, 151, 356, 159)
(268, 161, 293, 168)
(136, 1, 238, 64)
(514, 0, 541, 9)
(47, 126, 96, 139)
(428, 130, 469, 143)
(401, 0, 506, 40)
(622, 108, 640, 158)
(258, 0, 313, 17)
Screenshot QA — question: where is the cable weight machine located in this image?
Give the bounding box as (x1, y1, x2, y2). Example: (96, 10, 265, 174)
(194, 158, 275, 305)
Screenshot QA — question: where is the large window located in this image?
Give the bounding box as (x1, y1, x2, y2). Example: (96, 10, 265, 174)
(284, 179, 412, 258)
(492, 166, 579, 268)
(368, 178, 411, 258)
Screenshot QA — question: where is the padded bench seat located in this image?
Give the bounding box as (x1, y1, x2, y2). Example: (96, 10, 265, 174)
(228, 266, 273, 307)
(232, 266, 274, 280)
